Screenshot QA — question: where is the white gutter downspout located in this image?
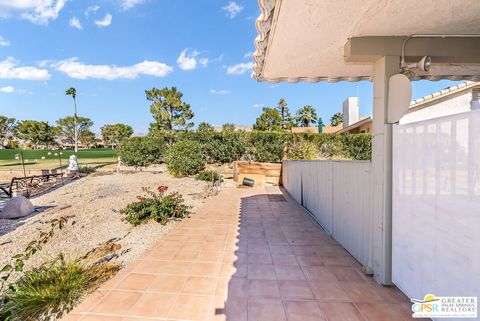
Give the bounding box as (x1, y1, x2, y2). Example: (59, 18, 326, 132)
(471, 88, 480, 110)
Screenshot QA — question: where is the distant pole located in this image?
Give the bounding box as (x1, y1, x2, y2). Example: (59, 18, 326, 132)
(58, 152, 64, 185)
(356, 85, 360, 108)
(19, 152, 26, 177)
(73, 97, 78, 154)
(66, 87, 78, 154)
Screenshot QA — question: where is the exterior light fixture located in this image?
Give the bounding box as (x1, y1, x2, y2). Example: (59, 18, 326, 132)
(404, 56, 431, 72)
(400, 34, 480, 76)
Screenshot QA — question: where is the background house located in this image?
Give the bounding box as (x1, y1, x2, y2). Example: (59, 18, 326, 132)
(337, 81, 480, 134)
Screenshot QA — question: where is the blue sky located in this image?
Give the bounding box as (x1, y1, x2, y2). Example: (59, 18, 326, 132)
(0, 0, 461, 133)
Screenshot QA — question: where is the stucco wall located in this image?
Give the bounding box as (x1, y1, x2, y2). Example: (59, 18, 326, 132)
(401, 92, 472, 124)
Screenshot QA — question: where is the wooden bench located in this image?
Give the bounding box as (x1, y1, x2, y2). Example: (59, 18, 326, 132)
(0, 173, 64, 198)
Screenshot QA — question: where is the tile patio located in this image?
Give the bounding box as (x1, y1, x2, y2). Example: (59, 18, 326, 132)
(63, 187, 420, 321)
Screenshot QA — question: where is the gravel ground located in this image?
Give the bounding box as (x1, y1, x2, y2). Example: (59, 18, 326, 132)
(0, 170, 215, 273)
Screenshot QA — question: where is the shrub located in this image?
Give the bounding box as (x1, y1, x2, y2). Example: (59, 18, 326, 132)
(245, 131, 287, 163)
(78, 166, 95, 174)
(117, 136, 167, 167)
(0, 256, 119, 321)
(121, 185, 191, 226)
(285, 135, 318, 160)
(340, 133, 372, 160)
(165, 140, 206, 177)
(196, 170, 223, 182)
(315, 134, 345, 159)
(204, 132, 246, 164)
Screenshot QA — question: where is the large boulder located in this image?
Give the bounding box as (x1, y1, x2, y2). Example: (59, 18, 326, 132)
(0, 196, 34, 219)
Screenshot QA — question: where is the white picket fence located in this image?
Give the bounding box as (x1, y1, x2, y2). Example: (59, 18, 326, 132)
(282, 160, 373, 271)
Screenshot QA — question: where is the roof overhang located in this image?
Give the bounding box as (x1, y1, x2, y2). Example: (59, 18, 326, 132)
(338, 117, 372, 134)
(253, 0, 480, 83)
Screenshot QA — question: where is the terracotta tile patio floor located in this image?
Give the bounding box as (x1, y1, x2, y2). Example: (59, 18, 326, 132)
(63, 187, 421, 321)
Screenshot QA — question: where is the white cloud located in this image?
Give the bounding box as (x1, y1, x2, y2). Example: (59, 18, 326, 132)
(210, 89, 230, 95)
(69, 16, 82, 29)
(226, 62, 253, 75)
(36, 59, 51, 68)
(199, 58, 209, 67)
(84, 5, 99, 17)
(51, 58, 173, 80)
(253, 103, 265, 108)
(177, 49, 200, 71)
(0, 57, 50, 80)
(121, 0, 144, 11)
(0, 0, 67, 25)
(0, 35, 10, 46)
(0, 86, 14, 93)
(94, 13, 112, 27)
(243, 51, 253, 58)
(222, 1, 243, 18)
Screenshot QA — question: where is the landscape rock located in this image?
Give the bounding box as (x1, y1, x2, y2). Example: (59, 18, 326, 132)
(0, 196, 34, 219)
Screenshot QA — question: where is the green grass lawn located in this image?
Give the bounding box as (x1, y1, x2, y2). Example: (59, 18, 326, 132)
(0, 149, 117, 170)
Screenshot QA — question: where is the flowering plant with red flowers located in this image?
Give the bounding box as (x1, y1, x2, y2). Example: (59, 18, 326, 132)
(120, 185, 191, 226)
(157, 185, 168, 195)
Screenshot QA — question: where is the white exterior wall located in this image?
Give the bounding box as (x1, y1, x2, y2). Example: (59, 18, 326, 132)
(401, 92, 472, 124)
(282, 160, 373, 270)
(343, 97, 360, 127)
(392, 110, 480, 316)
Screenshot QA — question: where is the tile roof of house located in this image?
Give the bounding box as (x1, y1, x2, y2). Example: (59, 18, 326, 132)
(410, 81, 480, 109)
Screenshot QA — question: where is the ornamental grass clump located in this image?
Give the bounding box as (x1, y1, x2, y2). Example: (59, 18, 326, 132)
(121, 185, 191, 226)
(0, 256, 119, 321)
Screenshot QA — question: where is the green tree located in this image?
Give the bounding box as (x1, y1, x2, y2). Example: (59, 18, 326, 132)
(253, 107, 283, 131)
(222, 123, 236, 132)
(65, 87, 79, 153)
(80, 130, 97, 148)
(0, 116, 17, 147)
(197, 122, 215, 133)
(277, 98, 293, 130)
(101, 123, 134, 148)
(146, 87, 194, 132)
(330, 112, 343, 126)
(15, 120, 56, 149)
(56, 116, 93, 147)
(295, 105, 318, 127)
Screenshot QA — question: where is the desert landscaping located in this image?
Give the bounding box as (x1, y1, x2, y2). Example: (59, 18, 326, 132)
(0, 169, 220, 273)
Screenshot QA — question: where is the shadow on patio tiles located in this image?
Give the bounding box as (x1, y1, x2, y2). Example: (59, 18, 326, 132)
(216, 189, 417, 321)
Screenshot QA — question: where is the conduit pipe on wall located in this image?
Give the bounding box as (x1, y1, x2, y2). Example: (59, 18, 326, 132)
(400, 34, 480, 72)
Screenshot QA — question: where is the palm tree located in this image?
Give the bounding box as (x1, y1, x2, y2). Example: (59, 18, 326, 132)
(65, 87, 78, 153)
(330, 112, 343, 126)
(295, 105, 318, 127)
(277, 98, 292, 130)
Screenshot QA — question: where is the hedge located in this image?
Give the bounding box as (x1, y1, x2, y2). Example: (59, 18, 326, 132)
(118, 131, 372, 168)
(117, 136, 167, 167)
(164, 140, 206, 177)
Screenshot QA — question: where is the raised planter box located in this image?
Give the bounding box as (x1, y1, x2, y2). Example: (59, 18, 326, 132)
(233, 161, 282, 187)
